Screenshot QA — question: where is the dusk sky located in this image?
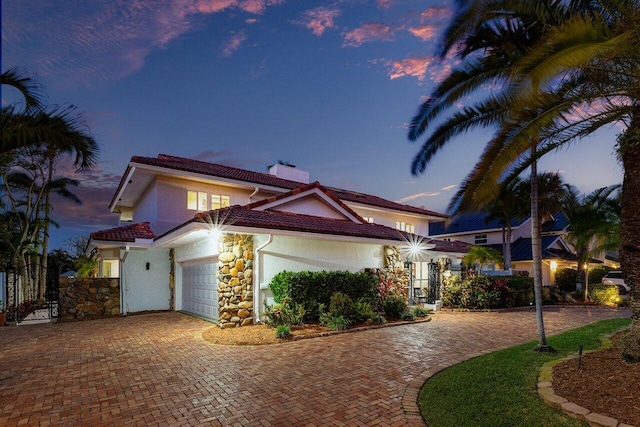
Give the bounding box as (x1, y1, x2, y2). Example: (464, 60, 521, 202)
(2, 0, 624, 251)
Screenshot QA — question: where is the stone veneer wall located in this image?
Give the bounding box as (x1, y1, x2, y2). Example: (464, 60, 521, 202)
(217, 234, 254, 328)
(58, 278, 120, 321)
(367, 245, 410, 299)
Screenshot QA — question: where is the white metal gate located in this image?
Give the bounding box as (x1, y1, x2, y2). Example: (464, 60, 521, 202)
(182, 261, 218, 321)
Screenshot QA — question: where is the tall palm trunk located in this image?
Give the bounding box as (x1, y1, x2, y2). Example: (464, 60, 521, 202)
(504, 223, 513, 270)
(531, 146, 552, 351)
(620, 120, 640, 361)
(40, 153, 54, 300)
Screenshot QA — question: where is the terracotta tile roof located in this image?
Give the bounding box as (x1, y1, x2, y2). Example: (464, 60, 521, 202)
(193, 206, 416, 242)
(429, 239, 471, 253)
(130, 154, 447, 218)
(90, 222, 156, 242)
(246, 181, 367, 222)
(132, 154, 303, 190)
(327, 187, 448, 218)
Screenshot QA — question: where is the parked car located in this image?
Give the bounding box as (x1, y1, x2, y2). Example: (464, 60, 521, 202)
(602, 271, 630, 295)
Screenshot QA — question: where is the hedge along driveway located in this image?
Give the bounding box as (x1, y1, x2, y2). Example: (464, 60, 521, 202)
(0, 307, 630, 426)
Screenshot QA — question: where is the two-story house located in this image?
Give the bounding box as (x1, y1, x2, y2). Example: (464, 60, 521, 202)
(428, 211, 605, 286)
(88, 154, 468, 325)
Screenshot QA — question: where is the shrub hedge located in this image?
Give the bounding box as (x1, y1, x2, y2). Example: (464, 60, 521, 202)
(589, 284, 621, 305)
(441, 275, 535, 309)
(269, 270, 378, 320)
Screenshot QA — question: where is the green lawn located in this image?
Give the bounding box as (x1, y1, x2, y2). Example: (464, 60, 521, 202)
(419, 318, 630, 427)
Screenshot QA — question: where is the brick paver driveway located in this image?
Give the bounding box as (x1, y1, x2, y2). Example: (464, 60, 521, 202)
(0, 307, 630, 426)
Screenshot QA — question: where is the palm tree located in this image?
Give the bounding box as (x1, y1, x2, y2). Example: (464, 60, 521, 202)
(408, 1, 574, 351)
(485, 177, 528, 270)
(463, 245, 503, 272)
(562, 184, 621, 297)
(1, 68, 98, 170)
(409, 0, 640, 360)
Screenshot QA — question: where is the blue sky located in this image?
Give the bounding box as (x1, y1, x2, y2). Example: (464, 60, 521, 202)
(2, 0, 624, 250)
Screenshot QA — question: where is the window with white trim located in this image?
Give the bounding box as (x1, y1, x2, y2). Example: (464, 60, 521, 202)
(475, 234, 488, 244)
(211, 194, 230, 210)
(187, 191, 230, 211)
(396, 221, 415, 233)
(362, 216, 374, 224)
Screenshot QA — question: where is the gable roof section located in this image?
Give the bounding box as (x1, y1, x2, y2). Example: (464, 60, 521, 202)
(327, 187, 448, 218)
(486, 236, 574, 262)
(429, 239, 471, 253)
(135, 154, 304, 190)
(191, 205, 415, 242)
(90, 222, 156, 242)
(246, 181, 366, 223)
(117, 154, 446, 218)
(429, 212, 527, 236)
(542, 212, 569, 233)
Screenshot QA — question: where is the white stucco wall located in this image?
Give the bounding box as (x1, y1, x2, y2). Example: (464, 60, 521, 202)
(254, 234, 385, 310)
(121, 248, 171, 313)
(132, 180, 158, 228)
(347, 205, 432, 237)
(270, 197, 346, 219)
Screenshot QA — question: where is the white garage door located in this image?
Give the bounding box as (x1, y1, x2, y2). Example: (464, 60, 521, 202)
(182, 261, 218, 321)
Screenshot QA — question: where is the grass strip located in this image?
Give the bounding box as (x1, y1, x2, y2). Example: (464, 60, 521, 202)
(419, 318, 630, 427)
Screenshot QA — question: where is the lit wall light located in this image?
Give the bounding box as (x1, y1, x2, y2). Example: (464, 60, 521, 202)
(550, 261, 557, 271)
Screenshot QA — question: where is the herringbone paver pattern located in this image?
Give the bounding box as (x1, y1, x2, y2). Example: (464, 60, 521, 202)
(0, 307, 630, 426)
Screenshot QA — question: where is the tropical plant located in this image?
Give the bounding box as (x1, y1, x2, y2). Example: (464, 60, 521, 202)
(1, 68, 98, 170)
(484, 177, 528, 269)
(406, 1, 583, 351)
(561, 184, 621, 297)
(382, 295, 406, 318)
(463, 245, 503, 272)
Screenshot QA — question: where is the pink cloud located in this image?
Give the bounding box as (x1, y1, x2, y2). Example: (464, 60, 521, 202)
(388, 56, 435, 81)
(376, 0, 395, 9)
(420, 6, 453, 22)
(4, 0, 285, 89)
(408, 25, 438, 41)
(342, 23, 394, 48)
(222, 31, 248, 56)
(298, 7, 341, 36)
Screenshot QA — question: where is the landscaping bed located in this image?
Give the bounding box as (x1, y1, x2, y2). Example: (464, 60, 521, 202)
(201, 316, 431, 345)
(552, 331, 640, 426)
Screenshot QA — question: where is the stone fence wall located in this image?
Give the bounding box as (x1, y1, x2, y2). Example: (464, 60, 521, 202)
(59, 278, 120, 321)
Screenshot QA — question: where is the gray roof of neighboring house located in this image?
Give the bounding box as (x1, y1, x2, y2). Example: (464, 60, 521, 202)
(429, 211, 569, 236)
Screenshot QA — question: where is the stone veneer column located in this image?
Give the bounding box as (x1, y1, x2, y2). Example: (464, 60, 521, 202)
(217, 234, 254, 328)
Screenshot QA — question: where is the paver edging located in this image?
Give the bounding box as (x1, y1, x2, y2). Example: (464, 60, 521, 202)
(537, 333, 636, 427)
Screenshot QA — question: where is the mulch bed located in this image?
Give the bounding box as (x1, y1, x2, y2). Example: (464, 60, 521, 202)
(552, 332, 640, 426)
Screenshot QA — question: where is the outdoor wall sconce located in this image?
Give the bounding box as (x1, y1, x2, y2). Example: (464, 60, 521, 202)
(146, 262, 150, 270)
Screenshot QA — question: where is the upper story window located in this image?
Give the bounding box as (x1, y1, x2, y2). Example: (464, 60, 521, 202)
(475, 234, 488, 244)
(211, 194, 230, 210)
(187, 191, 230, 211)
(362, 216, 374, 224)
(396, 221, 415, 234)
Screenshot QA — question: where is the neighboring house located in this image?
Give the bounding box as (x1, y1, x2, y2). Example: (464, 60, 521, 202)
(88, 154, 468, 325)
(429, 211, 613, 285)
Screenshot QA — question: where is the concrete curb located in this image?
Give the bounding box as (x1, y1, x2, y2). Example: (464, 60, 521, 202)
(538, 336, 636, 427)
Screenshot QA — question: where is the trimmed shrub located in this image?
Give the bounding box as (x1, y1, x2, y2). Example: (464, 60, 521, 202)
(275, 325, 292, 339)
(353, 300, 375, 323)
(372, 314, 387, 324)
(321, 315, 351, 331)
(589, 265, 614, 286)
(263, 299, 306, 327)
(400, 310, 415, 321)
(441, 275, 534, 309)
(555, 268, 577, 293)
(500, 276, 534, 307)
(383, 295, 406, 318)
(269, 270, 378, 320)
(413, 306, 429, 317)
(589, 284, 621, 305)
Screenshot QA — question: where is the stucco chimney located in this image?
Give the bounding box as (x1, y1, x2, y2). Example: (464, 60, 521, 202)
(269, 164, 309, 184)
